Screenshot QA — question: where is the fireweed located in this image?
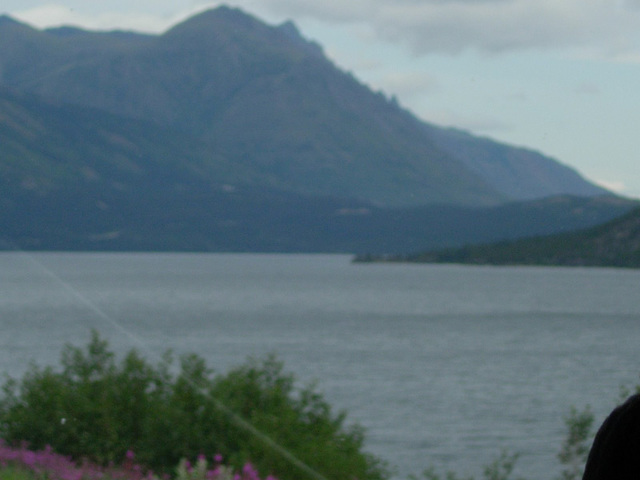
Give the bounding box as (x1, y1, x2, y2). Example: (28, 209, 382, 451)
(0, 332, 386, 480)
(0, 331, 608, 480)
(0, 441, 154, 480)
(0, 442, 277, 480)
(174, 455, 278, 480)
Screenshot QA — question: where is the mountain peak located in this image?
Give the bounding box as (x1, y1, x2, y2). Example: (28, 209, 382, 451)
(209, 5, 256, 23)
(0, 14, 41, 40)
(0, 14, 29, 30)
(0, 14, 19, 25)
(162, 5, 323, 61)
(0, 5, 612, 211)
(277, 20, 323, 56)
(168, 5, 260, 33)
(277, 20, 301, 39)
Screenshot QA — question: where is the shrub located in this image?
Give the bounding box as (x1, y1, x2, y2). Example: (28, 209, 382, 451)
(0, 440, 153, 480)
(0, 441, 277, 480)
(0, 331, 387, 480)
(556, 406, 594, 480)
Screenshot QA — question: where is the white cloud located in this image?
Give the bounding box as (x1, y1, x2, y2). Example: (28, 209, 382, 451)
(252, 0, 640, 56)
(592, 178, 628, 194)
(378, 71, 441, 97)
(420, 109, 513, 133)
(10, 1, 640, 57)
(10, 2, 211, 32)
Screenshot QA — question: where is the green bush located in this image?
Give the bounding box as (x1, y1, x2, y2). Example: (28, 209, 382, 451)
(556, 406, 594, 480)
(0, 331, 388, 480)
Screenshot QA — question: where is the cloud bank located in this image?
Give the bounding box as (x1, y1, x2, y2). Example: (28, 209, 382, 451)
(261, 0, 640, 56)
(9, 0, 640, 57)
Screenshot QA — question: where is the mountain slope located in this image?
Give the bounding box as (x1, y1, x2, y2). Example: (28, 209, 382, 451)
(1, 6, 626, 254)
(1, 86, 634, 252)
(0, 86, 261, 195)
(380, 205, 640, 268)
(425, 126, 606, 199)
(0, 7, 607, 207)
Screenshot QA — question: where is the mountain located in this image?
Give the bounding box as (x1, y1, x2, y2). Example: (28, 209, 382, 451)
(0, 85, 265, 196)
(0, 85, 634, 252)
(0, 6, 607, 209)
(0, 89, 634, 253)
(423, 126, 606, 200)
(366, 206, 640, 268)
(1, 6, 631, 254)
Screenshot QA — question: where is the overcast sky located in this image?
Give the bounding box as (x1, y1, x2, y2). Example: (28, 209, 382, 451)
(4, 0, 640, 198)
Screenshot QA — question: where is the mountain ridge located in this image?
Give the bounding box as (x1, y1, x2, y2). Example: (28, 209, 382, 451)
(367, 205, 640, 268)
(0, 6, 628, 254)
(0, 6, 607, 208)
(425, 126, 604, 200)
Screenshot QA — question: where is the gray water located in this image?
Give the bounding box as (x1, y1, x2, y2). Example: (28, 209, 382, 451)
(1, 252, 640, 479)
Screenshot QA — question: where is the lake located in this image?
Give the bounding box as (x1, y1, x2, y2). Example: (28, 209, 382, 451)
(1, 252, 640, 479)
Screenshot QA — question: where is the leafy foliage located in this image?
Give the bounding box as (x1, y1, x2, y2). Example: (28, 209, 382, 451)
(556, 407, 594, 480)
(0, 440, 154, 480)
(407, 404, 599, 480)
(410, 450, 523, 480)
(0, 331, 388, 480)
(4, 331, 635, 480)
(0, 440, 274, 480)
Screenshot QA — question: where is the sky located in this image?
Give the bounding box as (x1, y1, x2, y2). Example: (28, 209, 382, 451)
(3, 0, 640, 198)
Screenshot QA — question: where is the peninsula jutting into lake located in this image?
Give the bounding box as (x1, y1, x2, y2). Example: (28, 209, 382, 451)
(354, 205, 640, 268)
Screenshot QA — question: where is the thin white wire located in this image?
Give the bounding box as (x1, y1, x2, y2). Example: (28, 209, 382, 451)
(8, 247, 330, 480)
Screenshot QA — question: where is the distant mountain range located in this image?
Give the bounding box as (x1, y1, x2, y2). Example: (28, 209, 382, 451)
(364, 206, 640, 268)
(0, 6, 634, 253)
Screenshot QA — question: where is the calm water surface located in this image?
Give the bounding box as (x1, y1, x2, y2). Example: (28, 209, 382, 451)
(1, 252, 640, 479)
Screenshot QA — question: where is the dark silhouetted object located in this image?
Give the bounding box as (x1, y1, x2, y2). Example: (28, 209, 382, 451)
(583, 394, 640, 480)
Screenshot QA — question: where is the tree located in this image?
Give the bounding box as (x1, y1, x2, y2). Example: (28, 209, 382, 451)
(0, 331, 388, 480)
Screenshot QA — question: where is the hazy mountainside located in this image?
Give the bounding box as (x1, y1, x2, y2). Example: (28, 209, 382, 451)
(424, 126, 605, 200)
(2, 83, 634, 253)
(0, 86, 265, 195)
(0, 6, 607, 208)
(372, 205, 640, 268)
(1, 6, 629, 254)
(0, 86, 633, 253)
(2, 188, 635, 254)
